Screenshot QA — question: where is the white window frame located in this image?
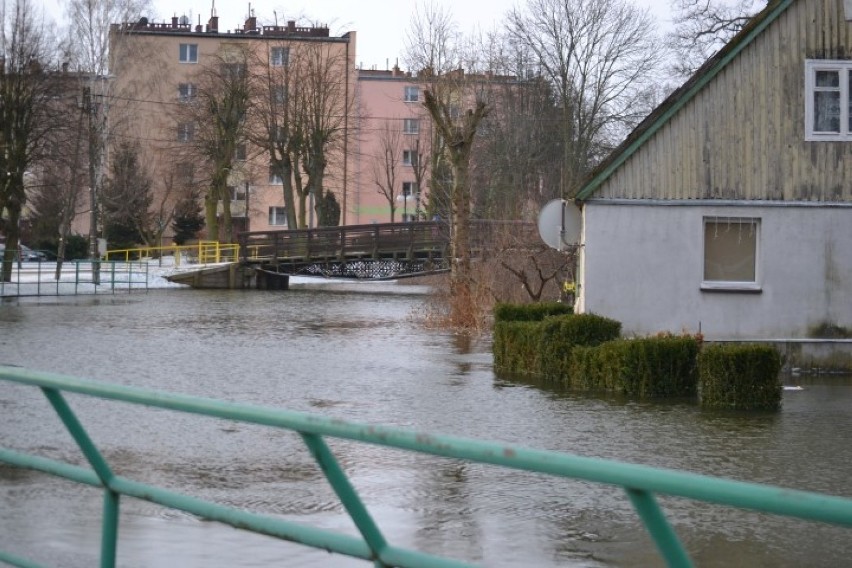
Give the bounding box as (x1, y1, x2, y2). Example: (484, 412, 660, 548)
(403, 118, 419, 135)
(269, 167, 283, 184)
(268, 206, 287, 226)
(701, 217, 761, 292)
(179, 43, 198, 63)
(805, 59, 852, 141)
(402, 150, 417, 166)
(271, 46, 290, 67)
(404, 86, 418, 102)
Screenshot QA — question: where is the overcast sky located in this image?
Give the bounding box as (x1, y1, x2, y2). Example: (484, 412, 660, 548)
(37, 0, 675, 71)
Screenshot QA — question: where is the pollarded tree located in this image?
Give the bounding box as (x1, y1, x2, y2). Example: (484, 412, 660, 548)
(405, 2, 490, 327)
(508, 0, 664, 196)
(0, 0, 57, 282)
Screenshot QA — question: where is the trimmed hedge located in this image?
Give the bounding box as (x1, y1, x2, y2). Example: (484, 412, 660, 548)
(493, 312, 620, 380)
(493, 304, 782, 411)
(698, 344, 782, 410)
(569, 337, 699, 397)
(493, 302, 573, 323)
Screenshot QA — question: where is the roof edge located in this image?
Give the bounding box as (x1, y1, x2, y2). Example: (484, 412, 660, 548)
(575, 0, 796, 202)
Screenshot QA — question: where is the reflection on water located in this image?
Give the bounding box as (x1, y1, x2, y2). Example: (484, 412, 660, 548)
(1, 289, 851, 567)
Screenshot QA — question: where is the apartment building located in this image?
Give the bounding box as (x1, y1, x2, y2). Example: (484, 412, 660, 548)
(108, 12, 356, 238)
(353, 66, 433, 224)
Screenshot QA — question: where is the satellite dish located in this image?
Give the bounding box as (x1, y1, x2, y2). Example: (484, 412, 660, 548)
(537, 199, 582, 250)
(179, 14, 190, 25)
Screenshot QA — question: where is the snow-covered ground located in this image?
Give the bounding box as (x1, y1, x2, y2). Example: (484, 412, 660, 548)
(1, 256, 430, 297)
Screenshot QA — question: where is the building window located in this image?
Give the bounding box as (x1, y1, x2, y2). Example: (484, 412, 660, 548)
(804, 59, 852, 140)
(271, 46, 290, 66)
(402, 181, 418, 196)
(221, 63, 247, 80)
(402, 150, 418, 166)
(269, 166, 283, 184)
(274, 85, 288, 104)
(177, 122, 194, 142)
(269, 206, 287, 226)
(178, 83, 196, 102)
(179, 43, 198, 63)
(702, 217, 760, 291)
(235, 143, 246, 161)
(404, 86, 418, 102)
(403, 118, 419, 134)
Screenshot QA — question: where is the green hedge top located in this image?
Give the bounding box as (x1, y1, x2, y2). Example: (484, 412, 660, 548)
(493, 302, 573, 323)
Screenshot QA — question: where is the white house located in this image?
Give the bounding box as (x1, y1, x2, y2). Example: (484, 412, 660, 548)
(574, 0, 852, 345)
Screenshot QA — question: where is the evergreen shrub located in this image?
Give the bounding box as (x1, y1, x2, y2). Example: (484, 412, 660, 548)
(537, 314, 622, 383)
(698, 344, 782, 410)
(493, 321, 544, 375)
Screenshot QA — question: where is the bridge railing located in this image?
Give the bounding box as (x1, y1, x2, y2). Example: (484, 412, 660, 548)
(2, 367, 852, 568)
(240, 221, 450, 264)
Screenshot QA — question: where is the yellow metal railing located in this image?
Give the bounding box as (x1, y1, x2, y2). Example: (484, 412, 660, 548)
(103, 241, 240, 266)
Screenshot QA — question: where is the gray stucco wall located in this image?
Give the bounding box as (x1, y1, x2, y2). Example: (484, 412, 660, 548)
(578, 201, 852, 340)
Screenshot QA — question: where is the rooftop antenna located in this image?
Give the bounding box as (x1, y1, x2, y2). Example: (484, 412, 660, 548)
(273, 10, 278, 26)
(210, 0, 216, 17)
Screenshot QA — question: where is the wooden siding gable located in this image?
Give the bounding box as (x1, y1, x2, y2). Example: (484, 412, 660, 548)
(575, 0, 852, 203)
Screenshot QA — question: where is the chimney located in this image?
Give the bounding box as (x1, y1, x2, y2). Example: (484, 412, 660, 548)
(207, 16, 218, 32)
(244, 16, 257, 32)
(171, 16, 179, 28)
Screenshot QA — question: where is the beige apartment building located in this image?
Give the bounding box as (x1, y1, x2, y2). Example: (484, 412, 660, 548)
(108, 13, 357, 239)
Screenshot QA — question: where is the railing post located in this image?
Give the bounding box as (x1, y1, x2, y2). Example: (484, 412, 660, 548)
(41, 388, 120, 568)
(626, 488, 693, 568)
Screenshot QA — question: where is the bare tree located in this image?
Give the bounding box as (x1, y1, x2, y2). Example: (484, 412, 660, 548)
(508, 0, 664, 196)
(179, 47, 252, 242)
(0, 0, 56, 282)
(296, 41, 352, 227)
(100, 140, 152, 248)
(406, 2, 490, 327)
(60, 0, 152, 259)
(408, 135, 429, 221)
(252, 37, 352, 228)
(372, 121, 402, 222)
(668, 0, 762, 78)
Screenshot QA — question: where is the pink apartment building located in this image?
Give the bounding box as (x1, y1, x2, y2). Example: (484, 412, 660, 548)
(352, 66, 433, 224)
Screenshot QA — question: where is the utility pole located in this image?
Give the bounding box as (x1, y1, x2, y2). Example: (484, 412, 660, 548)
(83, 86, 100, 284)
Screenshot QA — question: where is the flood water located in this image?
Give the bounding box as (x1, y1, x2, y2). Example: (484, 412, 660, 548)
(1, 286, 851, 567)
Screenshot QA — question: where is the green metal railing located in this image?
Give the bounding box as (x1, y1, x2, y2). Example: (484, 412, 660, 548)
(2, 367, 852, 568)
(0, 260, 149, 298)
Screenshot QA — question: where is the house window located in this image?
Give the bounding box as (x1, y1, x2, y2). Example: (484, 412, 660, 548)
(402, 150, 418, 166)
(402, 181, 417, 196)
(179, 43, 198, 63)
(177, 122, 194, 142)
(269, 166, 283, 184)
(235, 143, 246, 161)
(805, 59, 852, 140)
(404, 86, 418, 102)
(702, 217, 760, 291)
(403, 118, 419, 134)
(268, 206, 287, 226)
(271, 46, 290, 66)
(178, 83, 196, 102)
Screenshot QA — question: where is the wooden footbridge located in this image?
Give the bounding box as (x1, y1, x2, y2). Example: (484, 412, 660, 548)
(237, 220, 536, 281)
(159, 220, 535, 289)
